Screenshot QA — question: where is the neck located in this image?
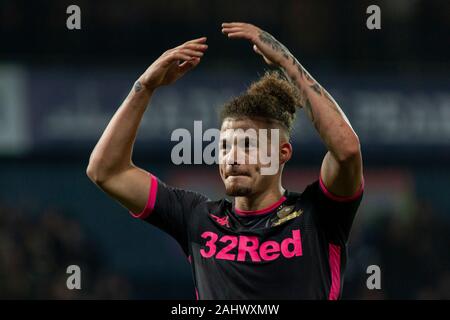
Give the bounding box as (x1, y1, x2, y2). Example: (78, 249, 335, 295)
(234, 182, 285, 213)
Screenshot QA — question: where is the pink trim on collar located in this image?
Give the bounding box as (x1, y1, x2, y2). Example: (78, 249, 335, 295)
(234, 195, 287, 216)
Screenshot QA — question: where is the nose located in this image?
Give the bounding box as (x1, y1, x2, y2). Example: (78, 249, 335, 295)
(225, 143, 238, 165)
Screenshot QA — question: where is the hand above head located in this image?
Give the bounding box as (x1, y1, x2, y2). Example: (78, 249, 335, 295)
(137, 37, 208, 92)
(221, 22, 293, 68)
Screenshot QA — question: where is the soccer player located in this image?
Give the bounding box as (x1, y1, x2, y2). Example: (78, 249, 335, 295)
(87, 22, 364, 299)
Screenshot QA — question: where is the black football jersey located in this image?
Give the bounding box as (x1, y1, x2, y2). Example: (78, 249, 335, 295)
(131, 174, 364, 300)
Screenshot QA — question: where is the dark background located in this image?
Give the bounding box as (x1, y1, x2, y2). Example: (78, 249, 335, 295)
(0, 0, 449, 299)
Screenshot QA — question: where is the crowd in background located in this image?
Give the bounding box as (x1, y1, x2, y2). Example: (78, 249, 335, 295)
(344, 198, 450, 299)
(1, 194, 449, 299)
(0, 202, 131, 299)
(1, 0, 449, 71)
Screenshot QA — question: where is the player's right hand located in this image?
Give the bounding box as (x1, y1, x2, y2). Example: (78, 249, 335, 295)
(138, 37, 208, 91)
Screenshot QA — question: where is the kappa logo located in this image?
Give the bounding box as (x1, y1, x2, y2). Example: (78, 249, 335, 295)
(210, 214, 230, 228)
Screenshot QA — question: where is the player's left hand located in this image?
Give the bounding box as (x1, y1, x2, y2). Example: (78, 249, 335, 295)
(221, 22, 293, 68)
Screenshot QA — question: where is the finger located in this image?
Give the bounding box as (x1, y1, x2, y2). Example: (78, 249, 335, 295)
(178, 58, 201, 76)
(182, 43, 208, 51)
(167, 52, 194, 62)
(221, 27, 243, 34)
(253, 44, 263, 55)
(179, 57, 201, 71)
(225, 32, 252, 40)
(184, 37, 207, 45)
(222, 22, 246, 28)
(262, 57, 274, 66)
(177, 48, 204, 57)
(252, 45, 273, 65)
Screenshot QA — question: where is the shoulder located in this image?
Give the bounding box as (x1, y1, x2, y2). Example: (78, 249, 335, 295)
(285, 180, 321, 204)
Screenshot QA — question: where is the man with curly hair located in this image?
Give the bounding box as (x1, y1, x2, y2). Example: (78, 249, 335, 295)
(87, 22, 364, 300)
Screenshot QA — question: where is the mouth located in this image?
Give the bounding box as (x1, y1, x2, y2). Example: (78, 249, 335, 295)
(226, 173, 250, 179)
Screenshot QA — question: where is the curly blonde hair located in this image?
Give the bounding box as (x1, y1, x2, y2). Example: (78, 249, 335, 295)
(220, 70, 301, 135)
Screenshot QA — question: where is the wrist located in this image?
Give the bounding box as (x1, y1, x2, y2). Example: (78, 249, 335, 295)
(134, 78, 156, 95)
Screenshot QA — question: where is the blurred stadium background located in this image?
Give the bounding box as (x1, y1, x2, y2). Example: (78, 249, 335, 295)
(1, 0, 449, 299)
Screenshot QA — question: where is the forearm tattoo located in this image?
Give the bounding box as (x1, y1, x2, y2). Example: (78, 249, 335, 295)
(257, 30, 342, 121)
(259, 31, 291, 60)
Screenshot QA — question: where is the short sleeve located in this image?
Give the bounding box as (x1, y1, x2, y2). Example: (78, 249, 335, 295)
(130, 174, 209, 253)
(310, 175, 364, 245)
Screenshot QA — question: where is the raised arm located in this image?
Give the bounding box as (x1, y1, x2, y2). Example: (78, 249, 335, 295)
(86, 38, 208, 213)
(222, 23, 363, 197)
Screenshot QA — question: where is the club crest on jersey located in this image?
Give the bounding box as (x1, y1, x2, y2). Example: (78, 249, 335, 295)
(209, 214, 230, 228)
(277, 205, 295, 218)
(271, 207, 303, 227)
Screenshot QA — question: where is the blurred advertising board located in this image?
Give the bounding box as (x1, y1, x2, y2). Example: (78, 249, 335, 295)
(0, 65, 29, 155)
(3, 65, 450, 160)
